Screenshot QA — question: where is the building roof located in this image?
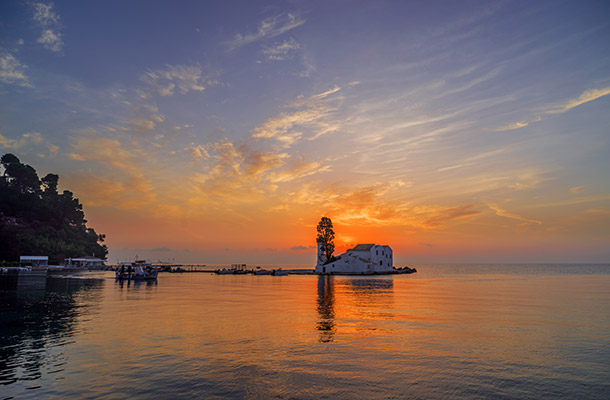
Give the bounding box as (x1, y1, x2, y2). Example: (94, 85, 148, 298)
(350, 244, 375, 251)
(20, 256, 48, 260)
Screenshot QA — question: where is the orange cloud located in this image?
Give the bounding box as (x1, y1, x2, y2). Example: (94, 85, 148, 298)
(65, 170, 156, 210)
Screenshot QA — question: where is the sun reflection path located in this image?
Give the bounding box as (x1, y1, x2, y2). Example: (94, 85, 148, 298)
(316, 276, 397, 343)
(316, 275, 336, 342)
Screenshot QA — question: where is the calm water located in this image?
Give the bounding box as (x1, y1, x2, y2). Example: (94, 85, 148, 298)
(1, 264, 609, 399)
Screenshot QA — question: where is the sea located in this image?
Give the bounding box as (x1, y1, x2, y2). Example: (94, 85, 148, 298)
(1, 264, 609, 399)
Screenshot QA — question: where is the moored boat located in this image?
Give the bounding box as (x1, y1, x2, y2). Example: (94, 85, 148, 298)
(115, 260, 158, 280)
(271, 269, 288, 276)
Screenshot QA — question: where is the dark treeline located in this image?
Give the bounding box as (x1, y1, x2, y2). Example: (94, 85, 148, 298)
(0, 153, 107, 264)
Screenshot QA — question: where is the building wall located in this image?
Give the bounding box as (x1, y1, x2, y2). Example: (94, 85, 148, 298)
(315, 244, 394, 275)
(19, 256, 48, 267)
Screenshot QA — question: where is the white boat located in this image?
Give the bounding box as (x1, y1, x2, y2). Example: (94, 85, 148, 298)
(115, 261, 158, 280)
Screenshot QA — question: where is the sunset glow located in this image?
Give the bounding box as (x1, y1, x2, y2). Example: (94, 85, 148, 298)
(1, 1, 609, 263)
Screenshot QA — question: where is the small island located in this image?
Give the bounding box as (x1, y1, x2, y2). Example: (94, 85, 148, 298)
(314, 217, 416, 275)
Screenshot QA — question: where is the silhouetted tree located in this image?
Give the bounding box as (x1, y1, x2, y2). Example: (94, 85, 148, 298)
(0, 153, 107, 263)
(316, 216, 335, 263)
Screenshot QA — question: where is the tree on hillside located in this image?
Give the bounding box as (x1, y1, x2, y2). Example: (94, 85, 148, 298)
(316, 216, 335, 264)
(0, 153, 108, 263)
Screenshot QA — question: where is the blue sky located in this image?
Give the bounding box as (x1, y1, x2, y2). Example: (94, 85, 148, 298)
(1, 1, 609, 263)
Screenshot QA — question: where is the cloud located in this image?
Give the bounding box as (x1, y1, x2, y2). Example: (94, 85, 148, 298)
(0, 51, 32, 87)
(290, 245, 313, 251)
(32, 2, 63, 52)
(488, 205, 542, 225)
(266, 158, 330, 183)
(188, 139, 289, 201)
(183, 135, 334, 205)
(297, 52, 316, 78)
(150, 246, 171, 252)
(531, 194, 610, 208)
(497, 85, 610, 131)
(422, 204, 482, 227)
(68, 170, 156, 210)
(436, 162, 476, 172)
(226, 13, 306, 51)
(252, 86, 342, 146)
(436, 149, 507, 172)
(286, 180, 486, 230)
(288, 181, 410, 226)
(262, 38, 300, 61)
(48, 144, 59, 155)
(38, 29, 62, 52)
(495, 121, 528, 131)
(69, 134, 137, 171)
(252, 108, 327, 140)
(0, 132, 43, 149)
(186, 144, 210, 161)
(547, 86, 610, 114)
(310, 86, 341, 100)
(569, 185, 585, 194)
(141, 64, 211, 97)
(127, 111, 165, 133)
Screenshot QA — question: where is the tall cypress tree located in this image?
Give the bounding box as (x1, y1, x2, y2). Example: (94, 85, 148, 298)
(316, 217, 335, 264)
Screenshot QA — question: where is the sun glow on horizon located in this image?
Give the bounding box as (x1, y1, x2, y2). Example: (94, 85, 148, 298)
(1, 1, 609, 263)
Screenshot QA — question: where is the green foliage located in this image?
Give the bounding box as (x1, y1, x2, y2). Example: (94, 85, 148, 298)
(0, 153, 107, 263)
(316, 216, 335, 264)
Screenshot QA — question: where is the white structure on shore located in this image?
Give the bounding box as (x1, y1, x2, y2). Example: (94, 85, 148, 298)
(19, 256, 48, 267)
(315, 243, 394, 275)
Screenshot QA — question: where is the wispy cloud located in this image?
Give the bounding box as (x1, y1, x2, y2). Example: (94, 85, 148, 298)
(261, 38, 300, 61)
(422, 204, 483, 227)
(68, 170, 156, 210)
(286, 180, 482, 230)
(436, 149, 507, 172)
(252, 108, 327, 141)
(530, 194, 610, 208)
(496, 85, 610, 132)
(68, 134, 138, 171)
(547, 86, 610, 114)
(186, 144, 210, 161)
(266, 157, 330, 183)
(226, 13, 306, 51)
(32, 2, 63, 53)
(0, 51, 32, 87)
(140, 64, 212, 98)
(127, 104, 166, 134)
(252, 86, 342, 145)
(488, 205, 543, 225)
(0, 132, 43, 149)
(310, 86, 341, 100)
(495, 121, 529, 131)
(187, 139, 288, 201)
(297, 51, 316, 78)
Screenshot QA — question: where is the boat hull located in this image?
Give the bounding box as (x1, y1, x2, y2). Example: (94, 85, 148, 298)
(115, 272, 158, 280)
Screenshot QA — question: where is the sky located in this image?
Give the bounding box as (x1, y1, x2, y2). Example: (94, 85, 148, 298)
(1, 0, 609, 264)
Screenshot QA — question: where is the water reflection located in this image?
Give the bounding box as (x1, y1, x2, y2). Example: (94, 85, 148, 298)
(0, 276, 104, 389)
(317, 275, 336, 342)
(316, 276, 395, 342)
(115, 279, 158, 290)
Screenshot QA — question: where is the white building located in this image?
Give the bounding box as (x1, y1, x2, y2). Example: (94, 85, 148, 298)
(20, 256, 48, 267)
(64, 257, 105, 268)
(315, 243, 394, 275)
